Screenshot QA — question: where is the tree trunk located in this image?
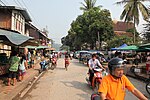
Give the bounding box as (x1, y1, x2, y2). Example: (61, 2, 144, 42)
(133, 18, 136, 43)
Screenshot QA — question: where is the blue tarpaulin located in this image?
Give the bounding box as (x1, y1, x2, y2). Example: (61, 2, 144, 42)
(111, 44, 128, 50)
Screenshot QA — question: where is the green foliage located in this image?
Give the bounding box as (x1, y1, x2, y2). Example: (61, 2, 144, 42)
(142, 21, 150, 43)
(116, 0, 149, 25)
(116, 0, 149, 43)
(80, 0, 98, 11)
(62, 7, 114, 50)
(107, 35, 133, 49)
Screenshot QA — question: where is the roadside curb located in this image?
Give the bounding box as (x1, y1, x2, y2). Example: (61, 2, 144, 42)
(0, 61, 41, 100)
(19, 71, 44, 98)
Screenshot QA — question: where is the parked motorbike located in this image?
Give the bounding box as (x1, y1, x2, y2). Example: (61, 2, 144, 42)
(86, 67, 108, 91)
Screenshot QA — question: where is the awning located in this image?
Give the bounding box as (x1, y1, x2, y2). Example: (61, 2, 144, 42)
(139, 43, 150, 48)
(118, 45, 138, 50)
(0, 28, 36, 46)
(36, 45, 50, 49)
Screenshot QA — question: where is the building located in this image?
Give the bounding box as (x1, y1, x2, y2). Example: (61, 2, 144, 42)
(113, 20, 134, 37)
(0, 6, 51, 53)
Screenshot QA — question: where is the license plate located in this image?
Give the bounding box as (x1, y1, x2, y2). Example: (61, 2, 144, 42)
(134, 68, 141, 73)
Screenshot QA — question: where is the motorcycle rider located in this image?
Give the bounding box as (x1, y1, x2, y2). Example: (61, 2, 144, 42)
(98, 57, 148, 100)
(88, 53, 105, 85)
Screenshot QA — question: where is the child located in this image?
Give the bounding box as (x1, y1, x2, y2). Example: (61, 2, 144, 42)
(40, 56, 47, 71)
(65, 55, 70, 71)
(18, 54, 26, 82)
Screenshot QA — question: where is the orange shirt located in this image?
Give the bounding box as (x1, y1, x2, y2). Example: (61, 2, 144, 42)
(98, 74, 135, 100)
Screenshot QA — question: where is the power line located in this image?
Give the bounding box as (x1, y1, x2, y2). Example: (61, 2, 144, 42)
(20, 0, 42, 29)
(0, 0, 6, 6)
(1, 0, 9, 5)
(13, 0, 20, 7)
(16, 0, 24, 7)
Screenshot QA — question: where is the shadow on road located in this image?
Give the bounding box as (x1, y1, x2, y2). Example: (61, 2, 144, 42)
(71, 59, 88, 67)
(61, 80, 93, 99)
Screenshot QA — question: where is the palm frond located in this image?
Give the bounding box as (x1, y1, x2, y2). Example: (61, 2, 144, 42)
(138, 2, 149, 20)
(115, 0, 131, 5)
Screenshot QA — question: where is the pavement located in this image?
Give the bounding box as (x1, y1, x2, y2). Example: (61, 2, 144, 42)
(0, 58, 149, 100)
(0, 59, 43, 100)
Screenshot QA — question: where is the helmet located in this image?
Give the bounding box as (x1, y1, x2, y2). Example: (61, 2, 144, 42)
(108, 57, 126, 74)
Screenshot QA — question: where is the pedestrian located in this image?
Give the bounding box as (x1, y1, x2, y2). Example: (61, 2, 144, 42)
(18, 54, 26, 82)
(30, 50, 35, 69)
(146, 54, 150, 74)
(65, 55, 70, 71)
(134, 53, 140, 67)
(98, 57, 148, 100)
(7, 51, 20, 86)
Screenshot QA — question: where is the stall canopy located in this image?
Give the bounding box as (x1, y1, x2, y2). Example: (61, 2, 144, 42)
(118, 45, 149, 51)
(111, 43, 128, 50)
(119, 45, 138, 50)
(0, 28, 38, 46)
(139, 43, 150, 48)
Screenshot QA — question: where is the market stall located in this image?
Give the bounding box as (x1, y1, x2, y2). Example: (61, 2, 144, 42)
(0, 28, 38, 75)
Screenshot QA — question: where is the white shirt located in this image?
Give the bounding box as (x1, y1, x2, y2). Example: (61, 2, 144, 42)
(88, 59, 101, 69)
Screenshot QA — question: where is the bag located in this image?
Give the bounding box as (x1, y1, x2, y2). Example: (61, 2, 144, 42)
(91, 93, 100, 100)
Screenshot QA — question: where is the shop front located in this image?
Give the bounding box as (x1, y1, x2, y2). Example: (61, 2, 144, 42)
(0, 28, 38, 75)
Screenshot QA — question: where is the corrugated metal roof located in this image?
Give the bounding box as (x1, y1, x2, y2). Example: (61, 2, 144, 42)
(0, 28, 33, 45)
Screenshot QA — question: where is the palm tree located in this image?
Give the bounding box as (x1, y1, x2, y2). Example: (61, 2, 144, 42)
(80, 0, 97, 11)
(116, 0, 149, 43)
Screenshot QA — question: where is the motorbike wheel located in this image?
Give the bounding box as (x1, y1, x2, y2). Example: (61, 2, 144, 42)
(95, 80, 100, 91)
(65, 64, 69, 71)
(51, 64, 55, 70)
(146, 81, 150, 95)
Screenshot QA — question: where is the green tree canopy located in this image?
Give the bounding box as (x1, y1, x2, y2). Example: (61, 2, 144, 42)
(62, 7, 114, 50)
(107, 35, 133, 49)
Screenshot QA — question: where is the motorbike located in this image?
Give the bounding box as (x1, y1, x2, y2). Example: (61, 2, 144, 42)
(51, 57, 57, 70)
(86, 67, 108, 91)
(40, 60, 50, 72)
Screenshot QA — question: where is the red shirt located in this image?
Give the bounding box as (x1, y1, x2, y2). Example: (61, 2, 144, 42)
(65, 58, 69, 64)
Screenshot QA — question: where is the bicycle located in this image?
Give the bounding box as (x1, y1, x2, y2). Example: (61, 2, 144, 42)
(130, 65, 147, 82)
(145, 73, 150, 95)
(130, 66, 150, 95)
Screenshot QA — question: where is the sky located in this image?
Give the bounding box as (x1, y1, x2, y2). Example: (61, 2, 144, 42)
(1, 0, 150, 44)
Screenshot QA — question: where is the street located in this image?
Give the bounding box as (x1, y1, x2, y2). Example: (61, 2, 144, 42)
(22, 57, 149, 100)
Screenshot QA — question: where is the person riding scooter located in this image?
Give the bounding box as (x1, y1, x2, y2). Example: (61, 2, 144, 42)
(88, 54, 105, 86)
(51, 56, 57, 68)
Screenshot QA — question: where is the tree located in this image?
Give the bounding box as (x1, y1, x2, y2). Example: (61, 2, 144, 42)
(116, 0, 149, 43)
(107, 35, 133, 49)
(80, 0, 97, 11)
(62, 7, 113, 50)
(142, 21, 150, 43)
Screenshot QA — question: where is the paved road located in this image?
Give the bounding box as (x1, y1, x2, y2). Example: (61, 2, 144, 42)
(22, 57, 149, 100)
